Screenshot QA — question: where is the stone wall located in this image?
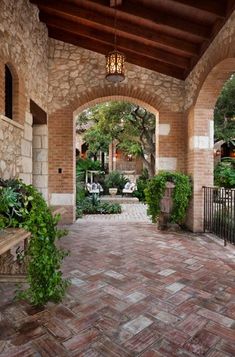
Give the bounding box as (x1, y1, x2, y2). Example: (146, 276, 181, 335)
(0, 0, 49, 112)
(48, 39, 185, 114)
(0, 0, 49, 187)
(32, 125, 48, 201)
(20, 112, 33, 184)
(0, 115, 23, 179)
(185, 10, 235, 110)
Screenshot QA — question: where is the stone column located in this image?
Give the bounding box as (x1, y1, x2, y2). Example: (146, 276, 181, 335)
(19, 112, 33, 184)
(186, 108, 214, 232)
(32, 124, 48, 202)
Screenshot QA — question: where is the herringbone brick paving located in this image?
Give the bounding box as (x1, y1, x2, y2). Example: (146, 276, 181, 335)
(0, 219, 235, 356)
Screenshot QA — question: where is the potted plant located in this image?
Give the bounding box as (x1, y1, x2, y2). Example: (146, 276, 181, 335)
(105, 171, 128, 196)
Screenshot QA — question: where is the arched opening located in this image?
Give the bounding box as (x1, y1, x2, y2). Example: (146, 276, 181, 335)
(74, 98, 158, 221)
(187, 58, 235, 232)
(48, 93, 162, 224)
(5, 64, 13, 119)
(74, 97, 159, 175)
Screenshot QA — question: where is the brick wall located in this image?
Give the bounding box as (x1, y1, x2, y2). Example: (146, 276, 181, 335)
(48, 106, 76, 222)
(1, 0, 235, 230)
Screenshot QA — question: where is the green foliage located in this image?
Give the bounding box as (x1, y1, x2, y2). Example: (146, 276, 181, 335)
(104, 171, 128, 193)
(84, 127, 111, 158)
(133, 169, 149, 202)
(0, 179, 69, 306)
(214, 74, 235, 143)
(77, 194, 121, 216)
(214, 158, 235, 188)
(76, 158, 102, 182)
(76, 181, 86, 218)
(76, 101, 156, 176)
(76, 158, 101, 173)
(145, 171, 192, 224)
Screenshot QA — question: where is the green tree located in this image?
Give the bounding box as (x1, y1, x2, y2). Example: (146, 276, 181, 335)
(77, 102, 156, 176)
(83, 127, 110, 160)
(214, 74, 235, 144)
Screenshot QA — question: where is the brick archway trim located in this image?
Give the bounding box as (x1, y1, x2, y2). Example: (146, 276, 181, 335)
(62, 85, 166, 115)
(194, 58, 235, 109)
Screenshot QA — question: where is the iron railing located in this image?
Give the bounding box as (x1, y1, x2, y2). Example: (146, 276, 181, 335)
(203, 186, 235, 246)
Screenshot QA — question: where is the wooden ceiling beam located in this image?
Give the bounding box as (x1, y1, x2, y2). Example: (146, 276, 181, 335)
(75, 0, 211, 39)
(40, 12, 190, 69)
(173, 0, 227, 18)
(48, 27, 186, 80)
(30, 0, 199, 56)
(88, 0, 226, 18)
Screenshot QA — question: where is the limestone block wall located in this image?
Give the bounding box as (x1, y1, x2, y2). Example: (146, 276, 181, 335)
(0, 115, 23, 179)
(0, 0, 49, 188)
(19, 112, 33, 184)
(0, 0, 49, 112)
(32, 125, 48, 201)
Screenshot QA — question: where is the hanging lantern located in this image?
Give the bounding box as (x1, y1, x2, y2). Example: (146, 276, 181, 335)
(106, 50, 125, 83)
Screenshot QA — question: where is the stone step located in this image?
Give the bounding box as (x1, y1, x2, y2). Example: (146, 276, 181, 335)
(100, 195, 139, 204)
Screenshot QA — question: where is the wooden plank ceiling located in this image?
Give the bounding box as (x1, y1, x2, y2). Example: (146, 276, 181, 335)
(30, 0, 235, 80)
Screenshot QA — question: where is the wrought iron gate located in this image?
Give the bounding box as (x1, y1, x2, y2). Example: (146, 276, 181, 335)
(203, 186, 235, 246)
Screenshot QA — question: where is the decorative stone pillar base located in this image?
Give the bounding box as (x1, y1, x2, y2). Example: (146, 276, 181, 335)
(52, 205, 75, 225)
(50, 193, 76, 224)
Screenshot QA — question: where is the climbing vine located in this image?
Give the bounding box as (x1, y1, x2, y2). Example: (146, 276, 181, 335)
(0, 179, 69, 306)
(145, 171, 192, 224)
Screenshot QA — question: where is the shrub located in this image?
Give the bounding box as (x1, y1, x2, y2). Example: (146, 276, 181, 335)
(104, 171, 128, 194)
(0, 179, 69, 306)
(77, 194, 121, 215)
(133, 168, 149, 202)
(76, 181, 86, 217)
(145, 171, 192, 224)
(76, 158, 102, 182)
(214, 158, 235, 188)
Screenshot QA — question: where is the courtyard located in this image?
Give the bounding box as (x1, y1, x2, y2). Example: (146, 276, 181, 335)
(1, 1, 235, 356)
(0, 212, 235, 356)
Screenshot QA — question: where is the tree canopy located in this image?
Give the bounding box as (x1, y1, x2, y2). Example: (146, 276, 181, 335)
(214, 74, 235, 144)
(76, 101, 156, 176)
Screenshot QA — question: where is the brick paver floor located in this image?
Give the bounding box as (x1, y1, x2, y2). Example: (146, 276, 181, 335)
(0, 219, 235, 356)
(78, 203, 151, 222)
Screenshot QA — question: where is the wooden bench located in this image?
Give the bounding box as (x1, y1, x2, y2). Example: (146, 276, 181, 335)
(0, 207, 67, 282)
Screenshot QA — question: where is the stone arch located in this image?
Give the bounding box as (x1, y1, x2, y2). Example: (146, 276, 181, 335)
(186, 58, 235, 232)
(65, 84, 166, 115)
(49, 84, 186, 224)
(48, 87, 170, 224)
(73, 93, 160, 178)
(194, 58, 235, 110)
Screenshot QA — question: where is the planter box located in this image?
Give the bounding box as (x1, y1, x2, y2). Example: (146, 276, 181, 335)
(109, 188, 118, 196)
